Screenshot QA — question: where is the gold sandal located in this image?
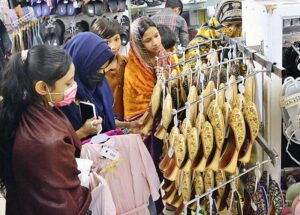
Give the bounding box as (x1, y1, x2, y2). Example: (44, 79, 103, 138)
(187, 127, 200, 162)
(141, 80, 162, 135)
(219, 107, 246, 173)
(193, 120, 214, 172)
(244, 75, 256, 103)
(215, 170, 228, 211)
(159, 126, 180, 172)
(163, 132, 186, 181)
(187, 85, 198, 126)
(204, 169, 215, 192)
(206, 100, 225, 171)
(180, 118, 192, 138)
(239, 100, 259, 163)
(169, 69, 180, 109)
(229, 76, 238, 108)
(202, 80, 216, 116)
(155, 92, 173, 139)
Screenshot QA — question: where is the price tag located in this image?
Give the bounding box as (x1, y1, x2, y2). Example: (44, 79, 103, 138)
(100, 146, 120, 161)
(168, 147, 174, 158)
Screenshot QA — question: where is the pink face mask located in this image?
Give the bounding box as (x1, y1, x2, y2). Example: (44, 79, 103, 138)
(47, 82, 78, 107)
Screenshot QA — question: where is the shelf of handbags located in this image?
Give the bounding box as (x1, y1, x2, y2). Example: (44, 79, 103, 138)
(146, 34, 284, 214)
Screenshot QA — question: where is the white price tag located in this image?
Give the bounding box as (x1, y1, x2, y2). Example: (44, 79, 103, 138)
(168, 147, 174, 157)
(100, 146, 120, 161)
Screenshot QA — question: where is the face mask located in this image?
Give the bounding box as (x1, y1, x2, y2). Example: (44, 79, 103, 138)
(88, 73, 105, 86)
(47, 82, 78, 107)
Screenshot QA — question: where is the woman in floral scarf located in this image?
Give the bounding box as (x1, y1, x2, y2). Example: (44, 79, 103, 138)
(123, 16, 168, 214)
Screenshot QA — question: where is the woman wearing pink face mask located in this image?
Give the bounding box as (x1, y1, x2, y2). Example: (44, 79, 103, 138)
(0, 45, 92, 214)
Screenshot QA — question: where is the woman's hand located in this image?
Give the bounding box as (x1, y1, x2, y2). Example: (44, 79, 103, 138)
(76, 116, 102, 139)
(128, 118, 144, 134)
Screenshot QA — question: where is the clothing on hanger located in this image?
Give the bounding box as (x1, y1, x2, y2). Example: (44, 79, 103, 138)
(81, 134, 160, 215)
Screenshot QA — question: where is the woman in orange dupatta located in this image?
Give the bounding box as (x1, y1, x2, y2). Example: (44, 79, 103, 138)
(123, 17, 168, 214)
(124, 17, 168, 121)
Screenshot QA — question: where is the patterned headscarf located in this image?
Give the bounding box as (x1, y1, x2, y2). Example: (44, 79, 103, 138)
(130, 16, 168, 74)
(215, 0, 242, 24)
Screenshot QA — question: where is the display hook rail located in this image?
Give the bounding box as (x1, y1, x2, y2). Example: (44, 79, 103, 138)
(184, 159, 273, 209)
(165, 56, 246, 82)
(171, 68, 266, 115)
(161, 45, 235, 70)
(220, 34, 284, 77)
(12, 11, 36, 27)
(155, 38, 221, 61)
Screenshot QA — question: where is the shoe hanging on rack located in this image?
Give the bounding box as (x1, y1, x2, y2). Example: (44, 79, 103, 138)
(108, 0, 118, 13)
(94, 1, 107, 16)
(143, 0, 162, 7)
(120, 15, 130, 46)
(117, 0, 126, 12)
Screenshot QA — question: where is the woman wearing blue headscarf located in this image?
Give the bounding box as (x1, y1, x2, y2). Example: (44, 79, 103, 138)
(61, 32, 118, 139)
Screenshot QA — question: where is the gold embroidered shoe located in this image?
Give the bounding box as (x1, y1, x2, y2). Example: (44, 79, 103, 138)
(195, 112, 205, 134)
(207, 100, 225, 171)
(218, 83, 225, 107)
(215, 170, 226, 198)
(180, 77, 189, 104)
(215, 170, 229, 212)
(187, 127, 200, 162)
(180, 118, 192, 138)
(202, 81, 216, 116)
(181, 160, 192, 202)
(162, 179, 174, 193)
(187, 85, 198, 126)
(164, 158, 179, 182)
(194, 121, 214, 172)
(229, 76, 238, 108)
(170, 194, 183, 209)
(244, 75, 256, 103)
(159, 126, 180, 173)
(159, 126, 180, 172)
(219, 107, 246, 173)
(161, 133, 169, 159)
(168, 69, 180, 109)
(239, 100, 259, 163)
(194, 169, 204, 196)
(155, 92, 173, 140)
(193, 113, 204, 169)
(141, 80, 162, 135)
(174, 133, 187, 169)
(163, 182, 178, 205)
(204, 169, 215, 192)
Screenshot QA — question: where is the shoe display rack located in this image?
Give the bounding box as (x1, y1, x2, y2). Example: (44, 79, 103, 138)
(151, 33, 284, 213)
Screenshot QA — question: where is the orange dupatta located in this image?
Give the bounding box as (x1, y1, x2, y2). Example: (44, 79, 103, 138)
(123, 17, 168, 121)
(123, 49, 156, 120)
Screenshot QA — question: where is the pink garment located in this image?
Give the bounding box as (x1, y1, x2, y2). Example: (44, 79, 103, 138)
(89, 171, 116, 215)
(81, 134, 160, 215)
(81, 128, 125, 145)
(282, 207, 292, 215)
(292, 195, 300, 215)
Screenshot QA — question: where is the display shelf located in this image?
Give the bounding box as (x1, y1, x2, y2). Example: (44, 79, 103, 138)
(131, 0, 218, 14)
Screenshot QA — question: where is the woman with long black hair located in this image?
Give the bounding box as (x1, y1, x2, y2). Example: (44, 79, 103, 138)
(0, 45, 92, 214)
